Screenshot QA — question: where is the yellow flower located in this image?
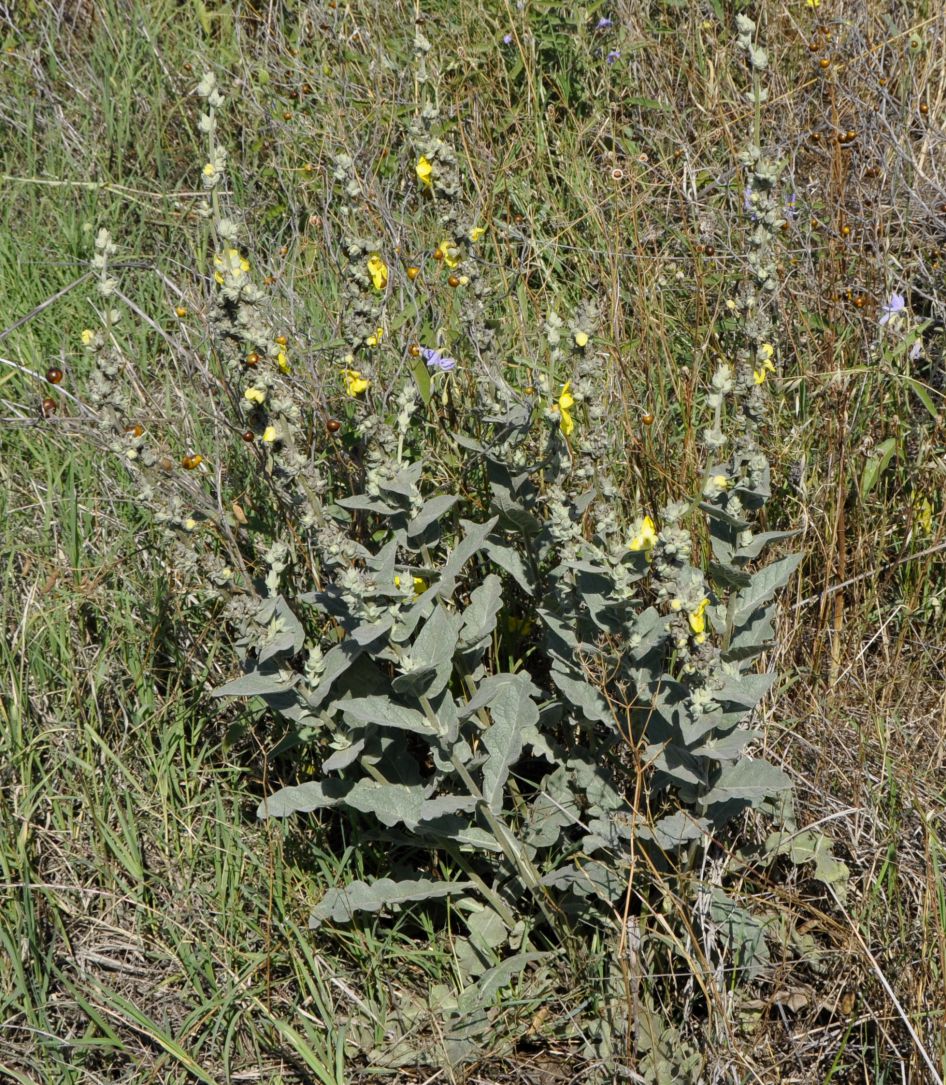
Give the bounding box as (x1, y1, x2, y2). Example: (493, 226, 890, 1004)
(244, 387, 266, 404)
(574, 330, 589, 348)
(469, 226, 486, 242)
(183, 518, 198, 532)
(552, 381, 575, 436)
(262, 425, 278, 443)
(711, 474, 730, 490)
(343, 369, 370, 396)
(202, 163, 216, 177)
(213, 248, 250, 285)
(394, 575, 427, 597)
(367, 253, 388, 291)
(416, 155, 433, 189)
(628, 515, 658, 554)
(365, 327, 383, 347)
(688, 598, 709, 636)
(80, 328, 94, 346)
(753, 359, 775, 385)
(276, 350, 291, 374)
(806, 0, 820, 8)
(439, 239, 460, 268)
(758, 342, 774, 361)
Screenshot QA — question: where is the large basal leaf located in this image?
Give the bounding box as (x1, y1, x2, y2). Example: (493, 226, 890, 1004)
(343, 779, 427, 828)
(257, 778, 352, 819)
(636, 811, 711, 850)
(702, 758, 792, 809)
(309, 877, 474, 927)
(334, 694, 437, 735)
(213, 665, 296, 699)
(481, 673, 539, 811)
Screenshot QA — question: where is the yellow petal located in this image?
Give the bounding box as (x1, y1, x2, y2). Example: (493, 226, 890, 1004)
(574, 331, 589, 348)
(469, 226, 486, 242)
(559, 408, 575, 437)
(367, 253, 388, 291)
(81, 329, 94, 345)
(203, 163, 216, 176)
(343, 369, 370, 396)
(439, 239, 460, 268)
(276, 350, 291, 374)
(416, 155, 433, 189)
(244, 387, 266, 404)
(262, 425, 278, 442)
(688, 598, 709, 635)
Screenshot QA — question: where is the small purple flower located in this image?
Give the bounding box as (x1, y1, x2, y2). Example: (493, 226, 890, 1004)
(606, 49, 620, 64)
(502, 33, 513, 45)
(420, 347, 456, 372)
(785, 192, 798, 219)
(879, 292, 906, 326)
(909, 339, 923, 361)
(596, 16, 613, 30)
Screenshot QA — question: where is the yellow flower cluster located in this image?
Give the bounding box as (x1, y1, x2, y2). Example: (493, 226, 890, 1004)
(367, 254, 388, 291)
(213, 248, 251, 285)
(343, 369, 370, 396)
(552, 382, 575, 436)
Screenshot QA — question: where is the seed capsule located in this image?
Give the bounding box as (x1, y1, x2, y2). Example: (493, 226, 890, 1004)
(433, 248, 444, 261)
(448, 274, 460, 287)
(125, 423, 144, 437)
(406, 266, 420, 280)
(241, 430, 255, 442)
(175, 305, 187, 318)
(920, 102, 929, 115)
(42, 397, 57, 416)
(409, 344, 421, 357)
(704, 245, 715, 257)
(642, 412, 655, 426)
(246, 352, 261, 366)
(46, 367, 63, 384)
(182, 454, 203, 470)
(326, 419, 341, 433)
(275, 335, 287, 346)
(819, 57, 830, 69)
(853, 296, 865, 308)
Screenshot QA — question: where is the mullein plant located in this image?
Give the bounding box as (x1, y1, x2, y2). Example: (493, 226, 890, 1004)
(70, 56, 810, 1071)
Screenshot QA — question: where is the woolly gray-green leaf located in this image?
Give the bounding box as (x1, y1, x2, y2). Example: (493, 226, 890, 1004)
(703, 758, 792, 809)
(213, 666, 296, 699)
(309, 877, 474, 927)
(482, 538, 536, 595)
(458, 574, 503, 648)
(636, 811, 711, 850)
(733, 554, 802, 627)
(407, 494, 460, 537)
(256, 778, 351, 819)
(335, 694, 437, 735)
(344, 779, 426, 828)
(481, 672, 539, 810)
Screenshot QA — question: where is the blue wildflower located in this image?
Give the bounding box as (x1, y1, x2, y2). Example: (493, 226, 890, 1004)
(596, 17, 613, 29)
(502, 33, 513, 44)
(421, 347, 456, 372)
(879, 292, 906, 326)
(606, 49, 620, 64)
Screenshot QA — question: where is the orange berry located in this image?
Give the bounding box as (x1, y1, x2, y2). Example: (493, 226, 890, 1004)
(642, 412, 655, 426)
(42, 397, 57, 416)
(241, 430, 255, 442)
(409, 344, 421, 357)
(326, 418, 341, 433)
(175, 305, 187, 318)
(819, 57, 830, 69)
(433, 248, 444, 261)
(246, 352, 261, 366)
(448, 274, 460, 287)
(275, 335, 287, 346)
(406, 266, 420, 280)
(46, 367, 63, 384)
